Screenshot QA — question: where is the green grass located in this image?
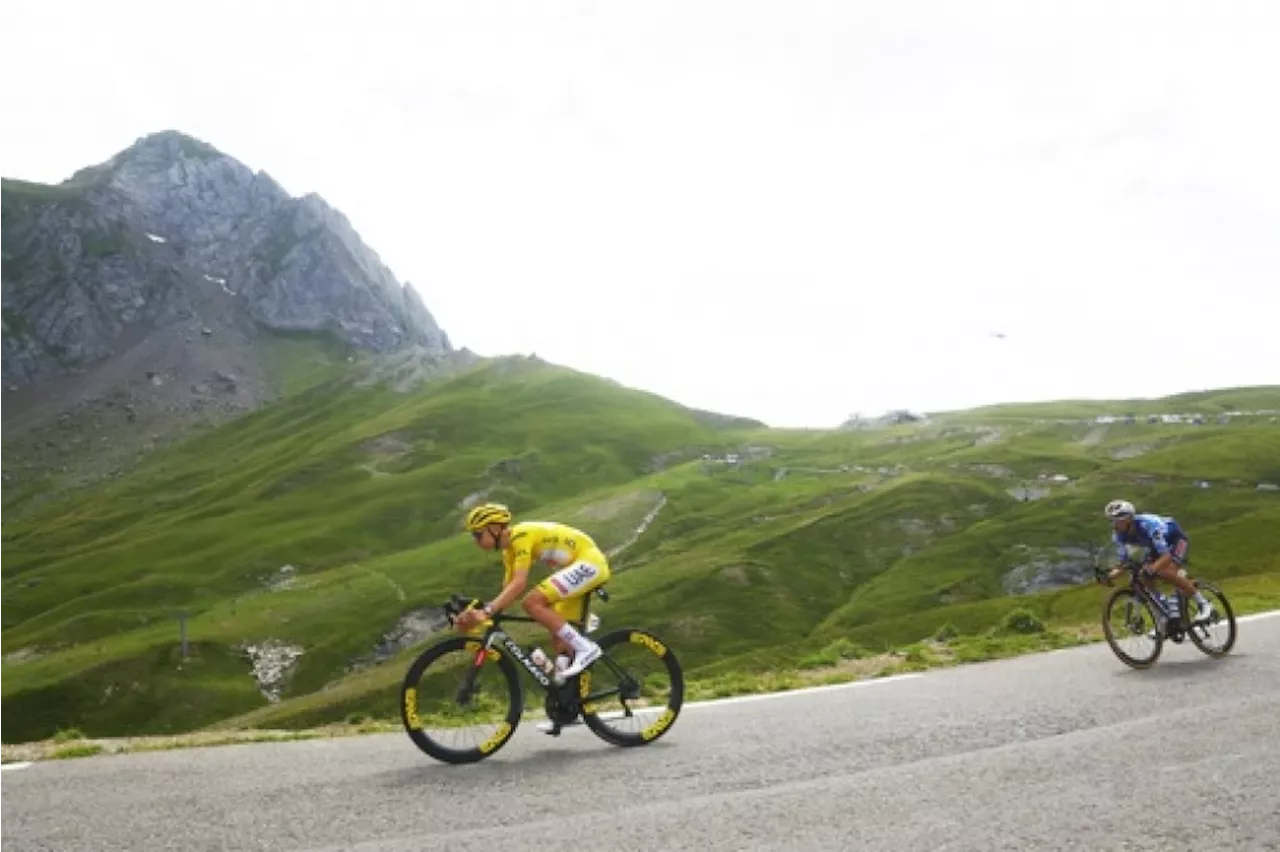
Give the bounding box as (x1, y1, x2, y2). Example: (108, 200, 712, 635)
(3, 363, 1278, 743)
(50, 744, 105, 760)
(931, 385, 1280, 423)
(1, 177, 96, 203)
(257, 327, 360, 397)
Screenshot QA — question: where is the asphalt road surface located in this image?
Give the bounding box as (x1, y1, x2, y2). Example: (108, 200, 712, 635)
(5, 613, 1279, 852)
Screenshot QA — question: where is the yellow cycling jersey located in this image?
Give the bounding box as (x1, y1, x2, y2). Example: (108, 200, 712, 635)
(501, 520, 604, 586)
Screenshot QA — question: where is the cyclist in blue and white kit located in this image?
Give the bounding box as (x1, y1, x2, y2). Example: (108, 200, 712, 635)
(1102, 499, 1214, 624)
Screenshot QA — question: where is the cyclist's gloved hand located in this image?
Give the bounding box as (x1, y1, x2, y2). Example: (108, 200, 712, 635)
(453, 607, 485, 631)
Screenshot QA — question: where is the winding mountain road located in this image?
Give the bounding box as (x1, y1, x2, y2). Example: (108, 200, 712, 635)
(4, 613, 1278, 851)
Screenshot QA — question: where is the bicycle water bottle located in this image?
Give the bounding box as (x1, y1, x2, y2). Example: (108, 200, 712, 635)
(1164, 592, 1180, 618)
(529, 647, 555, 675)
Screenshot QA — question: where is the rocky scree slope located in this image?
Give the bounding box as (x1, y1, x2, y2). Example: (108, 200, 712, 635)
(1, 130, 455, 499)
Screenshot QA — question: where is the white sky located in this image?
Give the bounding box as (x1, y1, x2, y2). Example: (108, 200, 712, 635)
(3, 0, 1278, 427)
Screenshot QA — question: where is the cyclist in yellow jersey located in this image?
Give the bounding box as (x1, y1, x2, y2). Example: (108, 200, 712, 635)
(453, 502, 609, 680)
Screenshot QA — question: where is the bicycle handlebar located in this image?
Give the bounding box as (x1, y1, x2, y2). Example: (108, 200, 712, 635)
(442, 595, 483, 622)
(1092, 558, 1145, 586)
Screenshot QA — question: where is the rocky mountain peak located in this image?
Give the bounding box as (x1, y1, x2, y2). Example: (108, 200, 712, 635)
(3, 129, 451, 385)
(2, 129, 457, 498)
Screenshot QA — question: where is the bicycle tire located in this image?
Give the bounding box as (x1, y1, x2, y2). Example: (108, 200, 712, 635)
(1187, 581, 1237, 658)
(400, 635, 523, 764)
(578, 627, 685, 747)
(1102, 587, 1164, 669)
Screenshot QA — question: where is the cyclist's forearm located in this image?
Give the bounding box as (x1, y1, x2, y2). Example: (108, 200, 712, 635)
(487, 572, 528, 612)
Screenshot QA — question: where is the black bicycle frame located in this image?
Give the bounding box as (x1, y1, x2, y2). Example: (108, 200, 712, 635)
(445, 588, 625, 702)
(480, 617, 557, 692)
(1122, 562, 1185, 624)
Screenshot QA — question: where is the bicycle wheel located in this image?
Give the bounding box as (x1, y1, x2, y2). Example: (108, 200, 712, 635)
(578, 628, 684, 747)
(1186, 581, 1237, 658)
(400, 636, 523, 764)
(1102, 588, 1164, 669)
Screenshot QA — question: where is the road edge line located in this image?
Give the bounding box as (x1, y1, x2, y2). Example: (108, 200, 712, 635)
(673, 607, 1280, 713)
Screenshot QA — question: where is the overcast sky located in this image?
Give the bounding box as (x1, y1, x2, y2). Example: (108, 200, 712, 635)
(3, 0, 1277, 427)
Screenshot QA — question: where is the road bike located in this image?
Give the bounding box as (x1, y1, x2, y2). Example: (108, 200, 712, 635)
(398, 586, 685, 764)
(1094, 557, 1236, 669)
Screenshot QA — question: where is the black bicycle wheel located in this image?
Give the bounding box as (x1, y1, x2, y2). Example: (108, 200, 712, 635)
(400, 635, 523, 764)
(1187, 581, 1237, 658)
(1102, 588, 1164, 669)
(579, 628, 685, 747)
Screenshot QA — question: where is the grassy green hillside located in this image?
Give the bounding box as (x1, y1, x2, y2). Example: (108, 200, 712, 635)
(932, 385, 1280, 424)
(3, 362, 1278, 743)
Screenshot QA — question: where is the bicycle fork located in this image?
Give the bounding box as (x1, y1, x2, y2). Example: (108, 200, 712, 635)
(455, 635, 496, 706)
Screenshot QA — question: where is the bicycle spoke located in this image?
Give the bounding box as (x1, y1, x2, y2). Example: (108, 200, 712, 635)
(1187, 583, 1236, 657)
(1104, 589, 1163, 668)
(579, 629, 684, 746)
(400, 636, 522, 764)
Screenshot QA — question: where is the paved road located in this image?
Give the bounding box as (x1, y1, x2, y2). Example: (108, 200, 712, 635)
(5, 614, 1279, 852)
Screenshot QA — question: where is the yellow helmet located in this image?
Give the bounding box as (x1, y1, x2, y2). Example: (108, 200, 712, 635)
(464, 502, 512, 532)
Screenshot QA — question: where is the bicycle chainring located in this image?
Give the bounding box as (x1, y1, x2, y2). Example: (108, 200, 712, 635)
(545, 687, 582, 726)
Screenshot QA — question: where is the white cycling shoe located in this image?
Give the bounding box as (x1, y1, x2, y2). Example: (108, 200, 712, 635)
(1193, 600, 1215, 624)
(554, 643, 602, 683)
